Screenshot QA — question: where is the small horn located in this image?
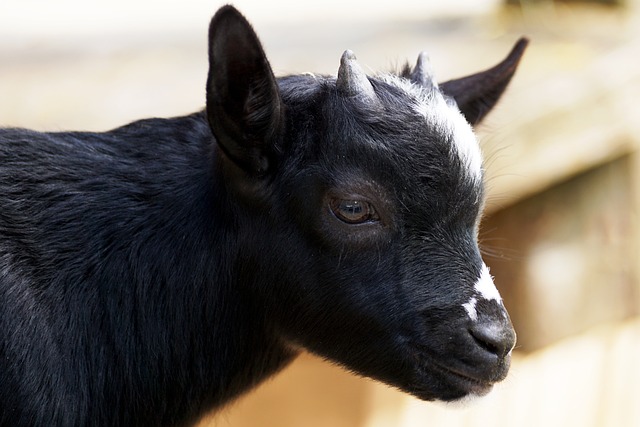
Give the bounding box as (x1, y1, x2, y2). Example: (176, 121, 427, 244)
(336, 50, 378, 103)
(410, 51, 438, 89)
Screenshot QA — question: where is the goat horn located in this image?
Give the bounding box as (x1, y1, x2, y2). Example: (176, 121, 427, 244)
(336, 50, 378, 103)
(411, 51, 438, 89)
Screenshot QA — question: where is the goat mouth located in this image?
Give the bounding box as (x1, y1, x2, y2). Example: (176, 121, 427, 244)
(411, 349, 494, 399)
(428, 359, 494, 397)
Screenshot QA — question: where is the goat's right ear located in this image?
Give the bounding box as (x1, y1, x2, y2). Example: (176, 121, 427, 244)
(206, 6, 283, 177)
(439, 38, 528, 126)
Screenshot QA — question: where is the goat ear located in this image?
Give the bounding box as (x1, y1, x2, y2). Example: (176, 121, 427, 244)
(206, 6, 283, 177)
(439, 38, 528, 126)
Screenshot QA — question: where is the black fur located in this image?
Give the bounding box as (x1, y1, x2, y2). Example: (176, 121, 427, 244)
(0, 6, 526, 426)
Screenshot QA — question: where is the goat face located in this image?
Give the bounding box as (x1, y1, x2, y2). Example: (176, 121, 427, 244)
(207, 6, 526, 402)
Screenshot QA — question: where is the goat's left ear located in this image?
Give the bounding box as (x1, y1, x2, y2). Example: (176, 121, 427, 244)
(439, 38, 529, 126)
(206, 6, 284, 177)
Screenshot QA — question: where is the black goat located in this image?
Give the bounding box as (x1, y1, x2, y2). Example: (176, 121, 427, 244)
(0, 6, 527, 426)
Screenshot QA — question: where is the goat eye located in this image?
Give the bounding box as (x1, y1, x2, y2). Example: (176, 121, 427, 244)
(329, 199, 379, 224)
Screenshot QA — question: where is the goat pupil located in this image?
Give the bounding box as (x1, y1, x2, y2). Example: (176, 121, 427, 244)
(330, 199, 377, 224)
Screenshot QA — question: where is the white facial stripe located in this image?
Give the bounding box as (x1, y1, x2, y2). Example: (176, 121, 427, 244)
(462, 297, 478, 322)
(379, 74, 483, 181)
(444, 104, 483, 181)
(475, 264, 502, 302)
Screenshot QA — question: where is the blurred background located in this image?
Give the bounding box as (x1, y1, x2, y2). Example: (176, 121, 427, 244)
(1, 0, 638, 426)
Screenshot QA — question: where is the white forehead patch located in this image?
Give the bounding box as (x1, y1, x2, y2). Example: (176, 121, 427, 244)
(379, 74, 483, 182)
(440, 102, 483, 182)
(475, 264, 502, 302)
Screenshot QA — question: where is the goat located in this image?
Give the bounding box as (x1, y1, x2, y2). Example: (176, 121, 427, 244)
(0, 5, 527, 426)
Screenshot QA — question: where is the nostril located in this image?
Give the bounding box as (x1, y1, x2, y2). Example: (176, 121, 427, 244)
(469, 323, 516, 359)
(471, 329, 499, 354)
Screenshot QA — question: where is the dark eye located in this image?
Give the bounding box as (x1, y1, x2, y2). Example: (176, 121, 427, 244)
(329, 198, 379, 224)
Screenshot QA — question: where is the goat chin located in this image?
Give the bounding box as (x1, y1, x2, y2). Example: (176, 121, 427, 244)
(440, 387, 494, 409)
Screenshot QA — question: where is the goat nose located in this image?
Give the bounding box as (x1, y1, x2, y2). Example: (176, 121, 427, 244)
(469, 320, 516, 359)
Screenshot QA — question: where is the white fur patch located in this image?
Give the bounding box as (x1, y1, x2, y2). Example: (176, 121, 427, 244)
(442, 104, 483, 181)
(475, 264, 502, 302)
(462, 297, 478, 322)
(379, 74, 483, 181)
